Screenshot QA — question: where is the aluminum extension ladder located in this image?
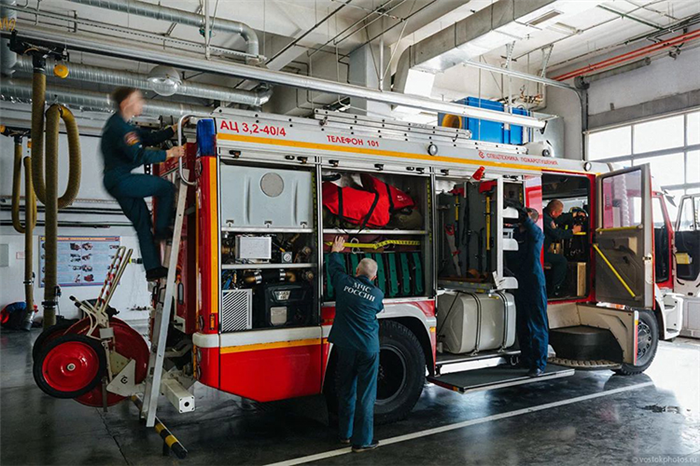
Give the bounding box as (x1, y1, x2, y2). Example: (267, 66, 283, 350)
(140, 171, 190, 427)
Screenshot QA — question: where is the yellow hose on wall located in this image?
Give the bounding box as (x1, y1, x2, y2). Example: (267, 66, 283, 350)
(29, 63, 82, 328)
(10, 137, 37, 324)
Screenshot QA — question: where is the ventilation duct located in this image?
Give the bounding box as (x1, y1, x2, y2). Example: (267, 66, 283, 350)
(66, 0, 261, 62)
(0, 0, 16, 77)
(12, 56, 272, 107)
(394, 0, 602, 97)
(13, 27, 548, 128)
(0, 79, 212, 117)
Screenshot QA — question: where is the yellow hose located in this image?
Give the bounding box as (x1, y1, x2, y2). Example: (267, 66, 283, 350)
(11, 140, 37, 233)
(10, 137, 37, 319)
(23, 157, 35, 317)
(30, 69, 47, 203)
(29, 62, 82, 328)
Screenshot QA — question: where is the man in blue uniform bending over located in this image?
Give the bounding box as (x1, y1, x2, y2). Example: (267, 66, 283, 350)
(101, 87, 186, 281)
(328, 236, 384, 452)
(509, 204, 549, 377)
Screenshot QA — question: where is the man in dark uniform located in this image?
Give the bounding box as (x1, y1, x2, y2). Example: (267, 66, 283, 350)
(100, 87, 186, 281)
(543, 199, 582, 296)
(328, 236, 384, 452)
(509, 205, 549, 377)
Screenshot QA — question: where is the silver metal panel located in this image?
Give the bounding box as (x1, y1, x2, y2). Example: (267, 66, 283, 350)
(220, 165, 314, 229)
(221, 289, 253, 332)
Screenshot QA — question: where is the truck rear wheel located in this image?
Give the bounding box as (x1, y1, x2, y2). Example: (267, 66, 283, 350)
(375, 320, 425, 424)
(614, 309, 659, 375)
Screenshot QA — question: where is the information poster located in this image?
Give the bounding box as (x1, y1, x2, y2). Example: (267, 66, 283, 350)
(39, 236, 120, 287)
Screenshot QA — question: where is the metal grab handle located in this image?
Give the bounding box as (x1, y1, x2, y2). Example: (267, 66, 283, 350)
(177, 114, 196, 187)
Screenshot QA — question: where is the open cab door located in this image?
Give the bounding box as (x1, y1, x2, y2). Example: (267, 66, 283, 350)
(595, 164, 654, 309)
(674, 194, 700, 296)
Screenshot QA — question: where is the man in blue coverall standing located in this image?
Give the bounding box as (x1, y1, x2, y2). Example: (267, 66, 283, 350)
(509, 205, 549, 377)
(327, 236, 384, 452)
(100, 87, 186, 281)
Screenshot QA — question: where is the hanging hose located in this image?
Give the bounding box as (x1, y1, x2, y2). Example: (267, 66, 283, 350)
(29, 58, 82, 328)
(10, 135, 37, 330)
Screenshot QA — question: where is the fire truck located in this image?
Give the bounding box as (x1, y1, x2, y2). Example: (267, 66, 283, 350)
(33, 107, 696, 428)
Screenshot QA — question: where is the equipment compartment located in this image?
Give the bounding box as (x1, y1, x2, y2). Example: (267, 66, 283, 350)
(321, 169, 432, 302)
(219, 161, 319, 331)
(436, 177, 500, 289)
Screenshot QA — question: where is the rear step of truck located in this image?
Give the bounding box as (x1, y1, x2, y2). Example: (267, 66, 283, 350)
(427, 364, 574, 394)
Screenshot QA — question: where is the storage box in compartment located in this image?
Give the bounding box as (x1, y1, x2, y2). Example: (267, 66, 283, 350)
(220, 164, 314, 229)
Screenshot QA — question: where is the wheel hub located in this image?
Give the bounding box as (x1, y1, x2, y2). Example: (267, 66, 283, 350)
(638, 321, 652, 359)
(42, 341, 100, 393)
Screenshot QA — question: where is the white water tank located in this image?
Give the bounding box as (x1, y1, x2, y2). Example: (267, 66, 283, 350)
(437, 292, 516, 354)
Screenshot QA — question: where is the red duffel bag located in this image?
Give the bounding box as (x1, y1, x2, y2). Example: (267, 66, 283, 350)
(322, 181, 391, 228)
(360, 173, 415, 212)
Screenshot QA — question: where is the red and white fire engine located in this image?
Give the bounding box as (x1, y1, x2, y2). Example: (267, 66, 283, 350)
(32, 107, 699, 428)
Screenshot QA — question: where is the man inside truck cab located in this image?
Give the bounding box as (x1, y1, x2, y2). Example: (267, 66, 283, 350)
(543, 200, 583, 297)
(328, 236, 383, 452)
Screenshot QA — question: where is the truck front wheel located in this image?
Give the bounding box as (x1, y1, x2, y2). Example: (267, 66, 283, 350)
(614, 309, 659, 375)
(375, 320, 426, 424)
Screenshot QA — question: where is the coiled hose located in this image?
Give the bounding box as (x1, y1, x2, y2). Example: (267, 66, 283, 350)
(29, 62, 81, 328)
(11, 136, 37, 328)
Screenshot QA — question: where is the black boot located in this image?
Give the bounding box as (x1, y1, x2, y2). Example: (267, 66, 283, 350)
(146, 266, 168, 281)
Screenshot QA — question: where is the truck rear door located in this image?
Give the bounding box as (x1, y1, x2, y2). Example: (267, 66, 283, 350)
(595, 164, 654, 309)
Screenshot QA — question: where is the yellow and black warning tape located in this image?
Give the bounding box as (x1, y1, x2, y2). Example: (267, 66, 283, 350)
(324, 239, 421, 250)
(130, 396, 187, 459)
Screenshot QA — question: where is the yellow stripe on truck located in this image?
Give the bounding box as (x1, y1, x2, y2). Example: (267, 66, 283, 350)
(217, 133, 587, 175)
(220, 338, 321, 354)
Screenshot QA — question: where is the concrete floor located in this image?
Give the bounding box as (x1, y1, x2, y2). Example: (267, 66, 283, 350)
(1, 330, 698, 466)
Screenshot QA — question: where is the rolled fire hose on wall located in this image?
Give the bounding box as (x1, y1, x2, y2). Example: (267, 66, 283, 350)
(29, 58, 82, 328)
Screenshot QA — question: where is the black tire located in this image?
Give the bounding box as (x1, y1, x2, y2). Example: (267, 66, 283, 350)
(33, 334, 106, 399)
(32, 321, 77, 361)
(374, 320, 426, 425)
(613, 310, 659, 376)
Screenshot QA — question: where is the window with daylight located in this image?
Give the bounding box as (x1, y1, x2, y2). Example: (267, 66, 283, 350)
(586, 109, 700, 221)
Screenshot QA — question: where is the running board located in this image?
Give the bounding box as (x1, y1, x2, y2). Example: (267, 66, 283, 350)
(427, 364, 574, 394)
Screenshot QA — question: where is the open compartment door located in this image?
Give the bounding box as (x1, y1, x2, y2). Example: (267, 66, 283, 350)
(595, 165, 653, 309)
(674, 195, 700, 292)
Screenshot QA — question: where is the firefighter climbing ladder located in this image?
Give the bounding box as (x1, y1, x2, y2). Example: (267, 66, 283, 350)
(140, 172, 189, 427)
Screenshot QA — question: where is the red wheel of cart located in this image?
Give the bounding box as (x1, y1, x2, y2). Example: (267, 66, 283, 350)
(66, 317, 150, 407)
(33, 334, 106, 399)
(32, 320, 79, 361)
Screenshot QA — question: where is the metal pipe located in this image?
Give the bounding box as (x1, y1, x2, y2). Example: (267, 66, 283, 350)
(13, 56, 272, 106)
(204, 0, 210, 60)
(553, 29, 700, 81)
(1, 79, 213, 117)
(67, 0, 261, 61)
(6, 28, 548, 129)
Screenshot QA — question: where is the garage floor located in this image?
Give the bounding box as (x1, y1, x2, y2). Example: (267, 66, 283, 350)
(1, 330, 698, 466)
